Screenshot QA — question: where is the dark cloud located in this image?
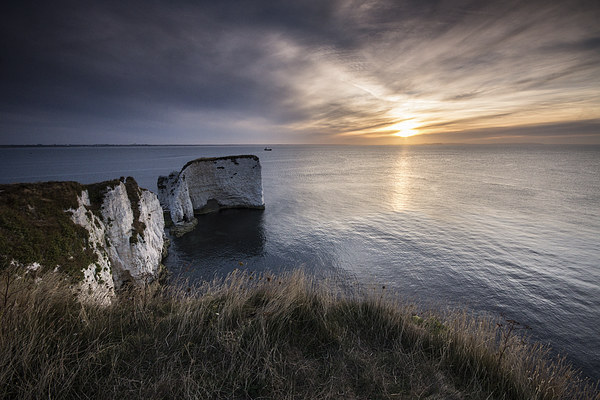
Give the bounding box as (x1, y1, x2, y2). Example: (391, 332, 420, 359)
(541, 36, 600, 54)
(0, 0, 599, 144)
(444, 91, 482, 101)
(407, 119, 600, 145)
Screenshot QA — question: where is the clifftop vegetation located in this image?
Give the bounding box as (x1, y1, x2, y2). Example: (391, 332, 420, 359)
(181, 155, 260, 172)
(0, 181, 97, 278)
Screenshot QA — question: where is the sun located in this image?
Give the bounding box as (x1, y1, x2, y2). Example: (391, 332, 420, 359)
(389, 120, 420, 138)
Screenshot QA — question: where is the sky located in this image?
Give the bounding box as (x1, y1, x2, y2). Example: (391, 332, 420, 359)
(1, 0, 599, 145)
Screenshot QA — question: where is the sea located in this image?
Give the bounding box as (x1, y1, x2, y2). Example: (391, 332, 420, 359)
(1, 144, 599, 381)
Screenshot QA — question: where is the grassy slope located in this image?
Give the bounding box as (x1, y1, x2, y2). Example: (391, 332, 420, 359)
(0, 269, 597, 400)
(0, 181, 95, 279)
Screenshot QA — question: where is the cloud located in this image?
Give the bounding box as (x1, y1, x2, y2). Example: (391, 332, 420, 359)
(403, 119, 600, 145)
(0, 0, 599, 144)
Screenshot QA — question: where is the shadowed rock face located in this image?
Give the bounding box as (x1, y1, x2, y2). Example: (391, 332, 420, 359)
(158, 155, 264, 236)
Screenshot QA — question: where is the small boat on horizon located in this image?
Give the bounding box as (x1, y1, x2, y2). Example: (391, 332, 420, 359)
(264, 147, 272, 151)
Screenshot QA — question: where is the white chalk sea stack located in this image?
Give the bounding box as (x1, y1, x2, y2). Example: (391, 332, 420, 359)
(158, 155, 264, 236)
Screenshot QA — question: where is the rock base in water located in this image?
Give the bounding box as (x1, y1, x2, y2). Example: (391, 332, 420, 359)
(170, 218, 198, 237)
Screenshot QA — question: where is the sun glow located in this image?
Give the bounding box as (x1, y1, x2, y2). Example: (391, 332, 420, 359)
(390, 120, 420, 138)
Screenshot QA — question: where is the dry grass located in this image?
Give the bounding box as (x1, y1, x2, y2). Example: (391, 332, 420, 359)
(0, 267, 598, 400)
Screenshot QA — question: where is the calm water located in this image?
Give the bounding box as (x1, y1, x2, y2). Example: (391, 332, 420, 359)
(1, 145, 599, 380)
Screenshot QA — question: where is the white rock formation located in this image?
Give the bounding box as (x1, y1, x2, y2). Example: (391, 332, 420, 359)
(157, 171, 194, 224)
(69, 179, 165, 303)
(158, 155, 264, 235)
(69, 190, 115, 304)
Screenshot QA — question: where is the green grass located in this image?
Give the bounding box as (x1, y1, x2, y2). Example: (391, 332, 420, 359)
(0, 181, 96, 279)
(0, 268, 597, 400)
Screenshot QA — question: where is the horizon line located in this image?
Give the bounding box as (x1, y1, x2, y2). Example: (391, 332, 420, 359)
(3, 142, 598, 148)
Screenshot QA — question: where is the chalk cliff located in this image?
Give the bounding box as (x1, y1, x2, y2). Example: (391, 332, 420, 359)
(158, 155, 264, 236)
(70, 178, 165, 302)
(0, 178, 165, 304)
